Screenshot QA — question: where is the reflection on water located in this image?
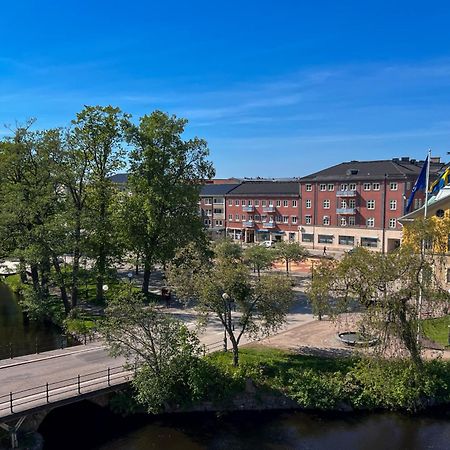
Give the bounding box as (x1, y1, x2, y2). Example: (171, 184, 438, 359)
(0, 282, 72, 358)
(39, 401, 450, 450)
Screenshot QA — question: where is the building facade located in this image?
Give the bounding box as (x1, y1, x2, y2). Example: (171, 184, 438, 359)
(199, 184, 240, 236)
(298, 157, 445, 252)
(225, 181, 301, 243)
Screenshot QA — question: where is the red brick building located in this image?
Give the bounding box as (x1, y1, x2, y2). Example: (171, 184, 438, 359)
(298, 157, 445, 252)
(225, 181, 300, 243)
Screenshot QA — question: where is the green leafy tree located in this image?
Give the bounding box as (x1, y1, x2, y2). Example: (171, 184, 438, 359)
(309, 246, 450, 369)
(169, 246, 294, 366)
(307, 259, 336, 320)
(275, 241, 309, 274)
(71, 106, 128, 303)
(214, 238, 243, 263)
(100, 286, 205, 413)
(120, 110, 214, 294)
(244, 245, 275, 278)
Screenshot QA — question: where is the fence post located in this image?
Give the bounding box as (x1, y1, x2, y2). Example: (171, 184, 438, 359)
(77, 375, 81, 394)
(9, 392, 13, 413)
(46, 383, 49, 403)
(35, 337, 39, 354)
(9, 342, 12, 359)
(107, 367, 110, 386)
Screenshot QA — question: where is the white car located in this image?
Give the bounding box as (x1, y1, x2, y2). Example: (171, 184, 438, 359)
(260, 240, 275, 248)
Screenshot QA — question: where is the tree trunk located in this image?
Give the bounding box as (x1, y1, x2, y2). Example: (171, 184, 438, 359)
(96, 250, 106, 303)
(142, 262, 151, 294)
(52, 256, 71, 315)
(286, 258, 289, 274)
(71, 213, 81, 308)
(19, 258, 27, 283)
(40, 258, 51, 297)
(399, 301, 423, 370)
(30, 264, 40, 291)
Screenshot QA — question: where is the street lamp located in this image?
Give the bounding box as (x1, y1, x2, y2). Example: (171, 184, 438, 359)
(127, 272, 133, 283)
(222, 293, 230, 352)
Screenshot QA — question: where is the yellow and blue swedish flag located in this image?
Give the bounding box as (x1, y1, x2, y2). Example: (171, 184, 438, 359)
(429, 167, 450, 196)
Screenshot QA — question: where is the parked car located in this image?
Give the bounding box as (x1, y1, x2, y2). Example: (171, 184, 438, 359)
(260, 240, 275, 248)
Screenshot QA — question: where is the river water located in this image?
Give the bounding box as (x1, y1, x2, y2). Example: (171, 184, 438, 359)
(0, 282, 72, 359)
(39, 402, 450, 450)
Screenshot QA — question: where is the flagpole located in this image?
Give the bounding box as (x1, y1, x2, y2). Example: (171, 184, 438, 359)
(418, 149, 431, 345)
(424, 148, 431, 219)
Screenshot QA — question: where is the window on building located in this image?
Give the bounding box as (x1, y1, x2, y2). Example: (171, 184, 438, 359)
(340, 217, 347, 227)
(235, 200, 240, 206)
(341, 184, 348, 191)
(389, 218, 396, 228)
(204, 219, 209, 226)
(414, 198, 420, 209)
(366, 217, 375, 227)
(235, 214, 239, 221)
(339, 235, 355, 246)
(406, 181, 411, 190)
(349, 183, 356, 191)
(363, 183, 371, 191)
(228, 214, 233, 221)
(289, 233, 296, 242)
(261, 214, 267, 221)
(213, 208, 223, 214)
(306, 184, 312, 192)
(283, 216, 289, 223)
(213, 197, 223, 204)
(390, 182, 398, 191)
(228, 199, 233, 206)
(248, 200, 253, 206)
(242, 200, 246, 206)
(323, 199, 330, 209)
(318, 234, 333, 244)
(206, 210, 212, 216)
(292, 200, 297, 207)
(254, 214, 261, 221)
(292, 216, 298, 224)
(341, 200, 347, 208)
(367, 200, 375, 210)
(349, 199, 356, 208)
(348, 216, 356, 226)
(204, 198, 212, 205)
(275, 215, 282, 223)
(306, 199, 312, 208)
(242, 215, 246, 221)
(283, 200, 288, 207)
(328, 184, 334, 191)
(305, 215, 312, 224)
(390, 200, 397, 210)
(276, 200, 281, 207)
(255, 200, 259, 206)
(269, 200, 274, 206)
(361, 237, 378, 248)
(215, 220, 223, 226)
(302, 233, 314, 242)
(372, 183, 380, 190)
(323, 216, 330, 226)
(320, 184, 326, 191)
(262, 200, 267, 206)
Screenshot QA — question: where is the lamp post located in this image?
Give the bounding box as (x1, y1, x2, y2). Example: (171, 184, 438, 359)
(127, 272, 133, 283)
(222, 292, 230, 352)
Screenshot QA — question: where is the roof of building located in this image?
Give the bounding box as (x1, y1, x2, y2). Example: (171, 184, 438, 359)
(300, 158, 447, 182)
(200, 184, 241, 196)
(226, 181, 300, 196)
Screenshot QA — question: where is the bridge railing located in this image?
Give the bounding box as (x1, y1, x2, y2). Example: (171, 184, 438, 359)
(0, 365, 131, 418)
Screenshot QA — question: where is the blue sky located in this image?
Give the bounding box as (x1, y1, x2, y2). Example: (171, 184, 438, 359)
(1, 1, 450, 177)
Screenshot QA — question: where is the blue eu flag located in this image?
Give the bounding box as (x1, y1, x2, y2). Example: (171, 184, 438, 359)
(406, 156, 428, 212)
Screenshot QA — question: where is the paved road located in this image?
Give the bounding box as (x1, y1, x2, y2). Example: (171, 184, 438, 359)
(0, 291, 314, 419)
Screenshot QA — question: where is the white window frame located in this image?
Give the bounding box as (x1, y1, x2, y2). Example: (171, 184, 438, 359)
(292, 216, 298, 224)
(323, 216, 330, 226)
(323, 199, 330, 209)
(390, 182, 398, 191)
(292, 200, 297, 207)
(320, 184, 326, 191)
(276, 200, 281, 207)
(389, 218, 396, 228)
(366, 217, 375, 228)
(328, 184, 334, 191)
(283, 200, 288, 207)
(390, 200, 397, 211)
(305, 215, 312, 225)
(363, 183, 371, 191)
(372, 183, 380, 191)
(305, 184, 312, 192)
(306, 199, 312, 209)
(367, 200, 375, 210)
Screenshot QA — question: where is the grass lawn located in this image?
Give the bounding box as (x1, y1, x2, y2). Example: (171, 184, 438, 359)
(422, 315, 450, 347)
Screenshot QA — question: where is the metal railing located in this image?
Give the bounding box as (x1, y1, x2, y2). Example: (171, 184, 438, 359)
(0, 365, 131, 418)
(0, 335, 81, 361)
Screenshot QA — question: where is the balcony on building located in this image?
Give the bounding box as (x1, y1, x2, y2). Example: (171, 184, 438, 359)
(336, 207, 357, 214)
(262, 221, 276, 228)
(336, 190, 357, 197)
(243, 220, 255, 228)
(262, 206, 276, 213)
(242, 205, 255, 212)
